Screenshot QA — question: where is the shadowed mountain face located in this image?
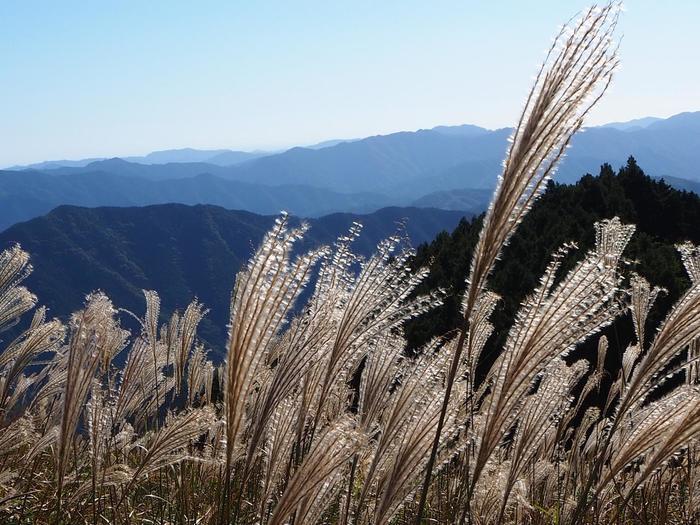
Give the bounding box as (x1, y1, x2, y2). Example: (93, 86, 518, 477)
(0, 205, 467, 358)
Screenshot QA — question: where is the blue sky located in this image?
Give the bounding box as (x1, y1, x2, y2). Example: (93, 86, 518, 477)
(1, 1, 698, 166)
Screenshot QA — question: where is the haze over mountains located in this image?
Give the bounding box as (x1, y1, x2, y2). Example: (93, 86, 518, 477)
(1, 112, 698, 232)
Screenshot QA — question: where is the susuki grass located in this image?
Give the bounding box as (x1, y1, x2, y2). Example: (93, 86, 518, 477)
(1, 3, 700, 524)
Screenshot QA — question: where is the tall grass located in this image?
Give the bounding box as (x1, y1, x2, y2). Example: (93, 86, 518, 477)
(1, 3, 700, 524)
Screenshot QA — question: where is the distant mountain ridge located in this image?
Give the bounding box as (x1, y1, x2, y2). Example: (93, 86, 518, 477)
(0, 169, 409, 231)
(598, 116, 662, 131)
(13, 112, 699, 189)
(9, 113, 698, 177)
(1, 111, 697, 232)
(0, 204, 467, 356)
(8, 148, 269, 170)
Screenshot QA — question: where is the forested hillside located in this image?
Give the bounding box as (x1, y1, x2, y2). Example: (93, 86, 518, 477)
(406, 158, 700, 378)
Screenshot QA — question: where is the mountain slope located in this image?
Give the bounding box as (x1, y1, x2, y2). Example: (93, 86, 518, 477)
(660, 175, 700, 195)
(0, 205, 467, 356)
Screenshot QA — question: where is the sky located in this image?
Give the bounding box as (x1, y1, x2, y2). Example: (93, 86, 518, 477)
(1, 1, 698, 166)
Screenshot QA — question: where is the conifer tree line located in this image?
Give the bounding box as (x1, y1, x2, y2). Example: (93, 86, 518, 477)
(1, 3, 699, 524)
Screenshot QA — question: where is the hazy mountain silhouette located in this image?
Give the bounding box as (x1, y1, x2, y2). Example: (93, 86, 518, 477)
(660, 175, 700, 195)
(21, 112, 698, 192)
(0, 170, 409, 231)
(599, 116, 661, 131)
(45, 158, 236, 180)
(10, 148, 268, 170)
(2, 112, 697, 232)
(213, 112, 700, 191)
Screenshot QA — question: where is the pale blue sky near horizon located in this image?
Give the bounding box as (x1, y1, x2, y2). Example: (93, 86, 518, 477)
(1, 1, 698, 166)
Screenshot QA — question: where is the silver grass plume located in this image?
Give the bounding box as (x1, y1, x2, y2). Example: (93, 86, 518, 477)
(471, 218, 632, 490)
(467, 3, 619, 303)
(570, 241, 700, 522)
(463, 290, 500, 380)
(143, 289, 160, 346)
(572, 335, 609, 416)
(187, 343, 213, 405)
(678, 241, 700, 283)
(602, 387, 700, 493)
(0, 415, 35, 459)
(55, 293, 125, 515)
(357, 332, 405, 434)
(224, 213, 323, 485)
(678, 242, 700, 384)
(171, 299, 207, 395)
(418, 5, 620, 517)
(243, 272, 338, 480)
(114, 406, 216, 511)
(360, 341, 462, 525)
(314, 234, 440, 422)
(344, 332, 405, 523)
(497, 359, 588, 521)
(620, 242, 700, 410)
(359, 339, 452, 508)
(112, 328, 174, 428)
(131, 406, 216, 477)
(267, 416, 363, 525)
(0, 245, 36, 332)
(0, 307, 64, 420)
(259, 396, 301, 519)
(629, 273, 665, 349)
(374, 379, 465, 525)
(295, 469, 346, 525)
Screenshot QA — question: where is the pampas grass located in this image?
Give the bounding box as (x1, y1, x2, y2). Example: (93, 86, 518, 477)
(1, 3, 699, 524)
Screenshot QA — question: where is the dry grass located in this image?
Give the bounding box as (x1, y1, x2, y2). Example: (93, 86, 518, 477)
(1, 3, 699, 524)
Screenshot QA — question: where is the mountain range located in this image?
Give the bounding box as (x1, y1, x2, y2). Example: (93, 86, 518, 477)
(0, 205, 466, 355)
(1, 112, 698, 233)
(3, 157, 698, 362)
